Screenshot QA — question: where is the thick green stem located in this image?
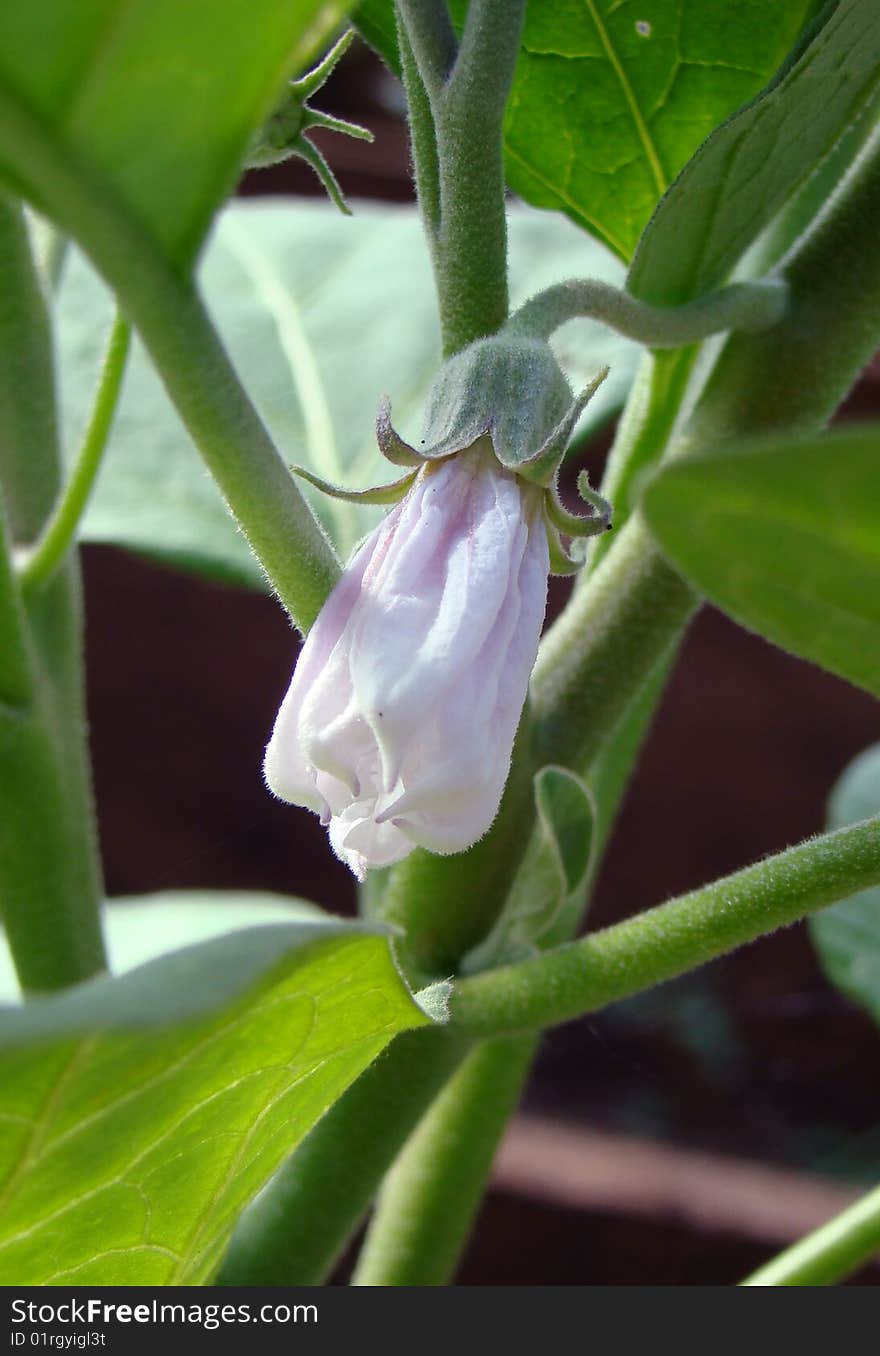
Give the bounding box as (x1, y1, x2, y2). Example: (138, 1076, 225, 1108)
(216, 1028, 470, 1285)
(532, 512, 698, 772)
(374, 701, 538, 978)
(0, 197, 58, 541)
(399, 0, 524, 354)
(396, 0, 456, 99)
(533, 129, 880, 783)
(118, 277, 339, 634)
(452, 814, 880, 1037)
(0, 197, 106, 991)
(396, 20, 443, 241)
(0, 88, 339, 634)
(21, 314, 130, 593)
(0, 494, 31, 711)
(742, 1182, 880, 1287)
(352, 1034, 537, 1286)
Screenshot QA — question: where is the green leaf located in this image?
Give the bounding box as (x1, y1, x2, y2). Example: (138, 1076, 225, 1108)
(811, 744, 880, 1027)
(0, 0, 350, 269)
(0, 891, 330, 1003)
(57, 199, 640, 575)
(0, 892, 430, 1284)
(629, 0, 880, 303)
(463, 765, 595, 971)
(358, 0, 817, 262)
(642, 426, 880, 698)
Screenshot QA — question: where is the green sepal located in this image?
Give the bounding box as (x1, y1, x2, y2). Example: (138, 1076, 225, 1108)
(304, 110, 374, 142)
(545, 471, 612, 539)
(515, 367, 610, 486)
(544, 511, 586, 576)
(290, 463, 418, 506)
(376, 398, 430, 467)
(245, 29, 371, 215)
(419, 335, 574, 469)
(293, 29, 356, 101)
(294, 137, 352, 216)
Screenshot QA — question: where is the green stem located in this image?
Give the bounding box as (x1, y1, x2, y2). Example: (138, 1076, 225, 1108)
(0, 197, 106, 992)
(508, 278, 787, 347)
(452, 814, 880, 1037)
(588, 347, 695, 573)
(397, 19, 443, 241)
(374, 700, 539, 977)
(0, 88, 340, 634)
(0, 491, 31, 710)
(533, 129, 880, 782)
(352, 1034, 537, 1286)
(532, 511, 698, 772)
(741, 1182, 880, 1287)
(396, 0, 457, 98)
(0, 197, 59, 541)
(216, 1028, 470, 1285)
(117, 275, 339, 634)
(20, 314, 130, 593)
(403, 0, 524, 354)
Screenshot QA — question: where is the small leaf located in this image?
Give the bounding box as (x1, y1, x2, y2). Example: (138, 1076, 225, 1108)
(0, 893, 431, 1284)
(642, 426, 880, 698)
(463, 765, 595, 971)
(57, 200, 640, 576)
(629, 0, 880, 303)
(810, 745, 880, 1028)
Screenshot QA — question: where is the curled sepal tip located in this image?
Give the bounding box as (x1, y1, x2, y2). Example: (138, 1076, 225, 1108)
(376, 398, 428, 467)
(544, 469, 612, 576)
(290, 462, 418, 506)
(545, 470, 612, 539)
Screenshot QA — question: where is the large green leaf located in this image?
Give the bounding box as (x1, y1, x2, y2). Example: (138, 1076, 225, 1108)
(0, 0, 348, 268)
(629, 0, 880, 303)
(57, 199, 640, 577)
(358, 0, 817, 262)
(641, 426, 880, 698)
(0, 893, 431, 1284)
(811, 745, 880, 1027)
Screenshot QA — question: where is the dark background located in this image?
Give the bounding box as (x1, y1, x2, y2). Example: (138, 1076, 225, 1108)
(82, 39, 880, 1284)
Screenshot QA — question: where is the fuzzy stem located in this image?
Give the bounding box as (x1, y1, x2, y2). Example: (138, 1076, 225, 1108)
(0, 88, 340, 634)
(352, 1034, 537, 1286)
(0, 198, 106, 992)
(452, 814, 880, 1037)
(533, 130, 880, 781)
(532, 511, 698, 771)
(507, 277, 787, 347)
(396, 0, 457, 99)
(398, 0, 525, 354)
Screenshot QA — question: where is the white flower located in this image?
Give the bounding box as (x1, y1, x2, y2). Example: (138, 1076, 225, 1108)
(264, 444, 549, 880)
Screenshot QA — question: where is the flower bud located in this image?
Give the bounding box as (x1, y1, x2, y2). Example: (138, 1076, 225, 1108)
(264, 444, 549, 880)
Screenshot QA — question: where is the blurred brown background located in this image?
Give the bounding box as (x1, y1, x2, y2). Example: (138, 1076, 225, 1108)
(82, 39, 880, 1284)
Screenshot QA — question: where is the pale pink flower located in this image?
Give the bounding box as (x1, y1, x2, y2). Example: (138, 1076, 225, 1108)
(264, 445, 549, 880)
